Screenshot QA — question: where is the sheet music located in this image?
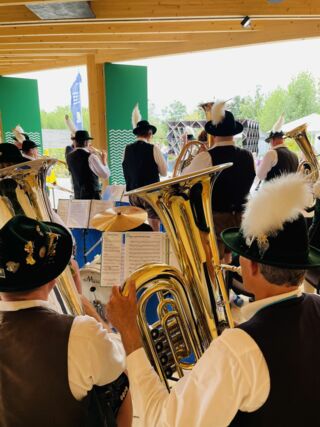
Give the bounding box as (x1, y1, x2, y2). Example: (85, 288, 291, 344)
(100, 232, 124, 287)
(67, 200, 91, 228)
(123, 232, 166, 279)
(56, 199, 69, 225)
(89, 200, 114, 225)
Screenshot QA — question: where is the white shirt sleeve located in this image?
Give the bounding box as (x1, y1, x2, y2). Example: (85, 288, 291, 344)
(88, 153, 110, 180)
(68, 315, 126, 400)
(182, 151, 213, 175)
(126, 328, 270, 427)
(153, 145, 167, 177)
(256, 150, 278, 181)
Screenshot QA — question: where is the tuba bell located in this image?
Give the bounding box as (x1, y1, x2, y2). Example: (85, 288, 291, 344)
(123, 164, 234, 389)
(285, 123, 319, 182)
(0, 158, 82, 315)
(173, 102, 215, 177)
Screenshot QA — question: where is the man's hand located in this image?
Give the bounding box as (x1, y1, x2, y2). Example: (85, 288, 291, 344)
(106, 281, 143, 356)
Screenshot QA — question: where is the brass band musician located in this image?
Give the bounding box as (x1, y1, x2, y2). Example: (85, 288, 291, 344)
(183, 101, 255, 262)
(107, 173, 320, 427)
(66, 130, 110, 200)
(256, 114, 299, 182)
(0, 215, 132, 427)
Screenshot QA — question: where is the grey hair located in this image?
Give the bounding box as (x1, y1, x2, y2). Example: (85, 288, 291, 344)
(259, 263, 306, 287)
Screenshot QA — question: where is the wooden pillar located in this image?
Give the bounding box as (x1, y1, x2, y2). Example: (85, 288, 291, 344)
(86, 54, 107, 152)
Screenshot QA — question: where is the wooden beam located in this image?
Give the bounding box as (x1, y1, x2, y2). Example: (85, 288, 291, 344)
(0, 20, 252, 35)
(0, 57, 85, 74)
(0, 42, 144, 50)
(97, 23, 320, 63)
(0, 0, 86, 5)
(86, 54, 108, 159)
(82, 0, 320, 19)
(1, 0, 320, 22)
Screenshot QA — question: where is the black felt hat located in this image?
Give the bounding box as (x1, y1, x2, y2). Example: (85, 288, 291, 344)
(0, 215, 73, 292)
(205, 110, 243, 137)
(265, 131, 284, 143)
(221, 174, 320, 269)
(0, 143, 25, 164)
(72, 130, 93, 142)
(133, 120, 157, 136)
(22, 139, 39, 152)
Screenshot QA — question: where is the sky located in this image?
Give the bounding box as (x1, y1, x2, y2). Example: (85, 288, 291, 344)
(9, 37, 320, 114)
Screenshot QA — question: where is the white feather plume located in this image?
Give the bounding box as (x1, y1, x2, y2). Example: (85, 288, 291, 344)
(241, 174, 311, 241)
(211, 100, 226, 125)
(12, 124, 25, 143)
(272, 113, 285, 133)
(132, 103, 141, 129)
(65, 114, 77, 136)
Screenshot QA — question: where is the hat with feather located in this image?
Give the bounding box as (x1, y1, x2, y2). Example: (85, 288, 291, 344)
(204, 100, 243, 137)
(221, 173, 320, 268)
(11, 125, 29, 148)
(132, 103, 157, 135)
(265, 114, 285, 142)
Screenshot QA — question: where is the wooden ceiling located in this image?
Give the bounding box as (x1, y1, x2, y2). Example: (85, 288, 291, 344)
(1, 0, 320, 75)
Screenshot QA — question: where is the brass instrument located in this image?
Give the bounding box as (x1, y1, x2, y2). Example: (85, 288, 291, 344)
(173, 102, 215, 177)
(285, 123, 319, 182)
(123, 164, 234, 389)
(0, 158, 82, 315)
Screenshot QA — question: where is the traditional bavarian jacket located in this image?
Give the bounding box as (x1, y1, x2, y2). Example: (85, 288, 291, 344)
(122, 140, 166, 191)
(126, 289, 320, 427)
(0, 301, 125, 427)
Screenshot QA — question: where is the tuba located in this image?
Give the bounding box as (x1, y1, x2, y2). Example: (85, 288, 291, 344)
(173, 102, 215, 177)
(0, 158, 82, 315)
(285, 123, 319, 182)
(123, 164, 234, 389)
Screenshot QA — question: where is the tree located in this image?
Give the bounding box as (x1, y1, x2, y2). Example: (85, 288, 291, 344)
(161, 100, 187, 122)
(285, 72, 320, 121)
(258, 87, 287, 132)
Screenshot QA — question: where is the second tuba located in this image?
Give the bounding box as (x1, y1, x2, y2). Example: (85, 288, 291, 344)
(0, 158, 82, 315)
(123, 164, 234, 389)
(173, 102, 215, 177)
(285, 123, 319, 182)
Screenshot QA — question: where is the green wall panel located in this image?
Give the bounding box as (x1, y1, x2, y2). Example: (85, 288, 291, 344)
(104, 63, 148, 184)
(0, 76, 43, 153)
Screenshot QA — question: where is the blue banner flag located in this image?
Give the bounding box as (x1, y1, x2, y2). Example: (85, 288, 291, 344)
(70, 72, 83, 130)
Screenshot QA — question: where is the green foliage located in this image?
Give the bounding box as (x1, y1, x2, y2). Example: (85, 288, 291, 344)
(161, 100, 187, 122)
(258, 87, 287, 132)
(40, 106, 89, 130)
(285, 72, 319, 121)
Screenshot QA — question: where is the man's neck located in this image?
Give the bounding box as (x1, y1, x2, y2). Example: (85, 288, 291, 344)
(214, 136, 233, 143)
(271, 139, 284, 148)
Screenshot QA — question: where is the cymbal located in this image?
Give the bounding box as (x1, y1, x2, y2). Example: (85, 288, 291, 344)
(90, 206, 148, 232)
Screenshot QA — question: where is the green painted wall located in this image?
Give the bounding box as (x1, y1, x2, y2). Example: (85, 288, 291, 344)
(0, 76, 43, 153)
(104, 63, 148, 184)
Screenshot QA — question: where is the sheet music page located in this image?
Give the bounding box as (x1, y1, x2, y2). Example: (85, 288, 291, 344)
(101, 232, 125, 287)
(56, 199, 69, 225)
(89, 200, 114, 226)
(123, 232, 166, 280)
(67, 200, 91, 228)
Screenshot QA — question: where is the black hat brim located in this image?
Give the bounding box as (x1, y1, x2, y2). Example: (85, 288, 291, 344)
(205, 121, 243, 137)
(133, 125, 157, 135)
(221, 227, 320, 269)
(0, 220, 73, 292)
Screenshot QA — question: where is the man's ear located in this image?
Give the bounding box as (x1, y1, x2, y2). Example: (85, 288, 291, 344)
(249, 260, 259, 276)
